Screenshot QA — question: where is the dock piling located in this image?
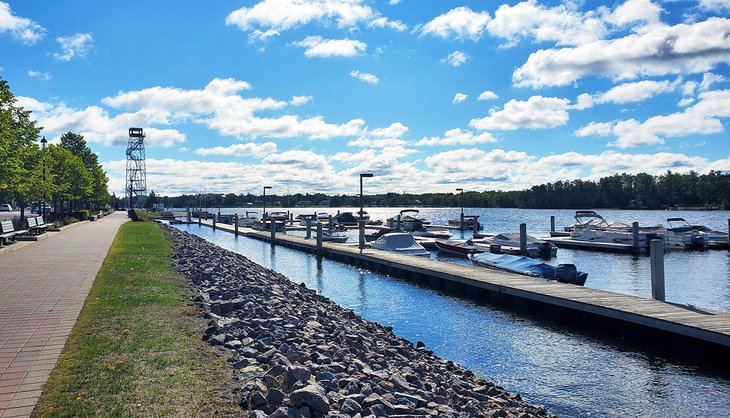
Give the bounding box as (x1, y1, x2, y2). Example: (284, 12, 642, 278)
(727, 219, 729, 251)
(186, 207, 191, 222)
(306, 218, 312, 239)
(198, 217, 201, 226)
(270, 219, 276, 243)
(397, 215, 401, 229)
(519, 223, 527, 255)
(632, 222, 640, 251)
(650, 239, 665, 301)
(316, 223, 323, 254)
(234, 214, 239, 235)
(359, 221, 365, 250)
(212, 214, 217, 230)
(473, 216, 479, 233)
(550, 216, 555, 233)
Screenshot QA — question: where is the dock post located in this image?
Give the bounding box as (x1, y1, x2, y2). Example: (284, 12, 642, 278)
(473, 216, 479, 233)
(519, 223, 527, 255)
(359, 221, 365, 250)
(270, 220, 276, 244)
(550, 216, 555, 233)
(212, 214, 217, 230)
(306, 218, 312, 239)
(186, 207, 191, 222)
(316, 223, 323, 255)
(397, 215, 401, 229)
(328, 215, 333, 232)
(650, 239, 665, 301)
(234, 214, 239, 236)
(289, 213, 293, 225)
(727, 219, 729, 250)
(632, 222, 640, 251)
(198, 217, 201, 226)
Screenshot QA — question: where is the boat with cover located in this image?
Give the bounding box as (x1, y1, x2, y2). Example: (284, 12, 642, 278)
(370, 232, 430, 256)
(475, 233, 557, 258)
(468, 252, 588, 286)
(321, 229, 348, 243)
(434, 239, 484, 257)
(664, 218, 709, 250)
(333, 212, 360, 226)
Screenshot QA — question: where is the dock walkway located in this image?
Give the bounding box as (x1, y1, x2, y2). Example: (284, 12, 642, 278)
(196, 220, 730, 351)
(0, 212, 127, 417)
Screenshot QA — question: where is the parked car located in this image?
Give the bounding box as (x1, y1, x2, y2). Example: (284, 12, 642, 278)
(31, 202, 54, 213)
(0, 204, 12, 212)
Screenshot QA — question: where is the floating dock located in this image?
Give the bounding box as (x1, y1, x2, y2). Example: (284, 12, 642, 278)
(187, 219, 730, 353)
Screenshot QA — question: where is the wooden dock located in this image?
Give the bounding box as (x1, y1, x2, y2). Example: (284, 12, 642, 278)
(190, 219, 730, 352)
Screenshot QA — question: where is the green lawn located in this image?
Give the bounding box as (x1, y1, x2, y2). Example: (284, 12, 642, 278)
(33, 222, 240, 417)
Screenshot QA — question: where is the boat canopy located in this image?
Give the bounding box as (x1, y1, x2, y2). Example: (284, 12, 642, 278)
(372, 233, 429, 255)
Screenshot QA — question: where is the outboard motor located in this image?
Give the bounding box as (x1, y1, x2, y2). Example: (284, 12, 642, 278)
(692, 235, 707, 251)
(489, 244, 503, 254)
(539, 242, 553, 259)
(555, 264, 578, 284)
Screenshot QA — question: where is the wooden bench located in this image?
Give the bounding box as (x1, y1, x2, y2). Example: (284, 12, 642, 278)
(0, 220, 28, 247)
(26, 216, 49, 235)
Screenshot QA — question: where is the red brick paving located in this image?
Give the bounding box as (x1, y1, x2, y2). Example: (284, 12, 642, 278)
(0, 212, 126, 417)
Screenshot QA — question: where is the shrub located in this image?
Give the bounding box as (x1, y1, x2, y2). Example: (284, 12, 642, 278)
(72, 210, 90, 221)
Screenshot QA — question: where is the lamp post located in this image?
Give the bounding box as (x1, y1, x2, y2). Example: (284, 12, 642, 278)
(456, 188, 464, 231)
(41, 136, 47, 220)
(359, 173, 373, 249)
(263, 186, 271, 220)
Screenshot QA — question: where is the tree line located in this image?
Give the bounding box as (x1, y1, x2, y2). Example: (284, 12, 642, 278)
(155, 171, 730, 211)
(0, 78, 110, 220)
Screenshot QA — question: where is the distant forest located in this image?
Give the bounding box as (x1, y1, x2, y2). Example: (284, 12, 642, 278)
(147, 171, 730, 210)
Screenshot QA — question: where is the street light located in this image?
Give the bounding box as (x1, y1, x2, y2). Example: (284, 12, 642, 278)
(359, 173, 373, 249)
(262, 186, 271, 220)
(41, 136, 47, 220)
(456, 188, 464, 231)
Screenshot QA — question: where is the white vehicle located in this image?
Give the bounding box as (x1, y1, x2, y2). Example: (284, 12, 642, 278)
(664, 218, 710, 250)
(0, 204, 12, 212)
(567, 211, 663, 248)
(370, 232, 430, 256)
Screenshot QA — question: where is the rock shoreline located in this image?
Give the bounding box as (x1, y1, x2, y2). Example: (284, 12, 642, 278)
(165, 226, 553, 418)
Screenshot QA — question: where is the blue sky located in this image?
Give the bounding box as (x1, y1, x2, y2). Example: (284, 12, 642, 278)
(2, 0, 730, 196)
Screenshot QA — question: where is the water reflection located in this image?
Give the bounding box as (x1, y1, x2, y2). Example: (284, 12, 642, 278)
(174, 224, 730, 417)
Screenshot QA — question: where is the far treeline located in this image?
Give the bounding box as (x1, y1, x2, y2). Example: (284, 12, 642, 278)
(156, 171, 730, 211)
(0, 78, 110, 219)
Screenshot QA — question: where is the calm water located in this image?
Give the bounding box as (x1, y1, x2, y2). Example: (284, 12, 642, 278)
(174, 207, 730, 417)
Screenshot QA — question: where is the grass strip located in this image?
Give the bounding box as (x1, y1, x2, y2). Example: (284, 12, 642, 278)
(33, 222, 240, 417)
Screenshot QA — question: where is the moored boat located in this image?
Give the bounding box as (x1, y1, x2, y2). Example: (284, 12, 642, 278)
(370, 232, 430, 256)
(475, 233, 557, 258)
(468, 252, 588, 286)
(434, 239, 484, 257)
(664, 218, 709, 250)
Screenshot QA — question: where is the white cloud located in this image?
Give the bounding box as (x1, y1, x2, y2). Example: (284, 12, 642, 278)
(513, 17, 730, 88)
(369, 122, 408, 138)
(389, 0, 401, 4)
(470, 96, 571, 130)
(53, 33, 94, 61)
(487, 0, 607, 47)
(194, 142, 277, 157)
(683, 80, 698, 96)
(290, 95, 313, 105)
(367, 16, 406, 31)
(0, 2, 45, 44)
(597, 79, 676, 105)
(452, 93, 468, 104)
(294, 36, 366, 57)
(347, 122, 409, 148)
(421, 6, 491, 41)
(226, 0, 373, 33)
(415, 128, 496, 146)
(27, 70, 52, 81)
(440, 50, 470, 67)
(575, 89, 730, 147)
(678, 97, 695, 107)
(700, 72, 727, 91)
(698, 0, 730, 11)
(603, 0, 662, 28)
(350, 70, 378, 84)
(477, 90, 499, 100)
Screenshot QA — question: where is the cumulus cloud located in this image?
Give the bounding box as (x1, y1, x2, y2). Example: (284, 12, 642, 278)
(350, 70, 378, 84)
(602, 0, 662, 27)
(0, 2, 45, 44)
(574, 80, 677, 109)
(470, 96, 571, 130)
(440, 50, 470, 67)
(698, 0, 730, 11)
(415, 128, 496, 146)
(513, 17, 730, 88)
(421, 6, 491, 41)
(700, 72, 727, 91)
(367, 16, 406, 31)
(194, 142, 277, 157)
(575, 89, 730, 147)
(294, 36, 366, 57)
(27, 70, 52, 80)
(452, 93, 468, 104)
(53, 33, 94, 61)
(477, 91, 499, 100)
(290, 95, 313, 105)
(226, 0, 373, 33)
(487, 0, 607, 47)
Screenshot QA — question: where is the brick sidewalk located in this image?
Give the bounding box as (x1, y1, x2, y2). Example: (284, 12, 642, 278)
(0, 212, 127, 417)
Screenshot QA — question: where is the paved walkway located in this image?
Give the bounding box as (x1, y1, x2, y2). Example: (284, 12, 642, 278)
(0, 212, 127, 417)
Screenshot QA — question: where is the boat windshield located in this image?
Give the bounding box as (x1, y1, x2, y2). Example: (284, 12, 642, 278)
(574, 212, 610, 228)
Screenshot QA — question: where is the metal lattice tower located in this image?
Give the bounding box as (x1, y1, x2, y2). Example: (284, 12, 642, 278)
(125, 127, 147, 208)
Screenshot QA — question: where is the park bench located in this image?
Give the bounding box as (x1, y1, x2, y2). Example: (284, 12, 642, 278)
(26, 216, 49, 235)
(0, 220, 28, 247)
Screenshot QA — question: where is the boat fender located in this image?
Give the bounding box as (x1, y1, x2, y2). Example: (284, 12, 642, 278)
(539, 242, 552, 259)
(489, 244, 503, 254)
(555, 264, 578, 283)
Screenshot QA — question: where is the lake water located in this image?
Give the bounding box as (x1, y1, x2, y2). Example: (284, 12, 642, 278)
(173, 207, 730, 417)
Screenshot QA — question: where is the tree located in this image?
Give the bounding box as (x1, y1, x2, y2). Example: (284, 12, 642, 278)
(47, 145, 93, 211)
(145, 190, 159, 209)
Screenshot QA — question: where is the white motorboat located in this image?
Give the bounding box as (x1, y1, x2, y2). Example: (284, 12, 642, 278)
(386, 209, 430, 231)
(317, 212, 331, 222)
(298, 214, 318, 226)
(691, 225, 728, 249)
(664, 218, 709, 250)
(237, 211, 259, 228)
(412, 225, 452, 239)
(567, 211, 663, 248)
(321, 229, 348, 243)
(447, 216, 481, 231)
(370, 232, 430, 256)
